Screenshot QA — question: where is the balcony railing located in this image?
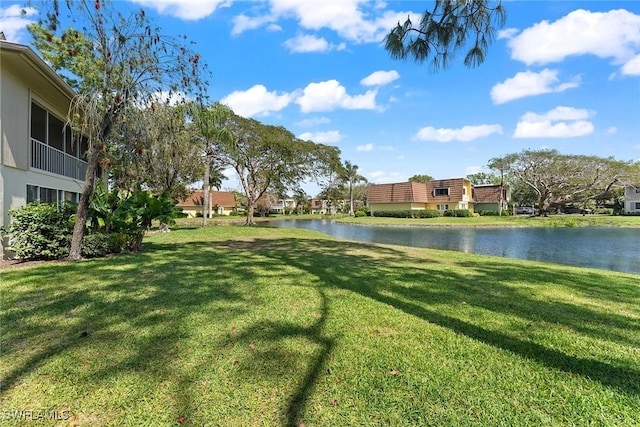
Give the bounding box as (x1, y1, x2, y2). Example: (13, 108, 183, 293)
(31, 138, 88, 181)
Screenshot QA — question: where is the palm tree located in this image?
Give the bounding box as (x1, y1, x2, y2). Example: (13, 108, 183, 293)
(203, 163, 227, 217)
(342, 161, 367, 216)
(190, 102, 233, 225)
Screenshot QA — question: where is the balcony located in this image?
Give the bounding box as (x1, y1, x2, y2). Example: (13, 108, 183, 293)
(31, 138, 88, 180)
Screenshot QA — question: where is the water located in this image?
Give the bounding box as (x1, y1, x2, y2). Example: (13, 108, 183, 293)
(265, 219, 640, 274)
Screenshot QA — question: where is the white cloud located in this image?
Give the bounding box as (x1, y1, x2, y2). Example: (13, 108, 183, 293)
(220, 84, 294, 117)
(283, 34, 346, 53)
(361, 70, 400, 86)
(621, 54, 640, 76)
(298, 130, 342, 143)
(497, 28, 519, 40)
(232, 13, 275, 36)
(0, 5, 36, 43)
(232, 0, 419, 45)
(414, 124, 503, 143)
(129, 0, 231, 20)
(295, 116, 331, 127)
(296, 79, 378, 112)
(507, 9, 640, 70)
(356, 143, 374, 152)
(513, 106, 595, 138)
(490, 69, 580, 104)
(607, 126, 618, 135)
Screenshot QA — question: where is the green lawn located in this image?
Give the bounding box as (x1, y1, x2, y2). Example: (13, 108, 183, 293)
(1, 226, 639, 426)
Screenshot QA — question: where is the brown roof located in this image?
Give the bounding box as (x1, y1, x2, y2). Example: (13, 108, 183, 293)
(178, 190, 235, 207)
(473, 184, 508, 203)
(368, 182, 430, 203)
(369, 178, 474, 203)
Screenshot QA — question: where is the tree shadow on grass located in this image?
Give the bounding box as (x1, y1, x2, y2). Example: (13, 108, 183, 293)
(0, 243, 250, 423)
(235, 238, 640, 399)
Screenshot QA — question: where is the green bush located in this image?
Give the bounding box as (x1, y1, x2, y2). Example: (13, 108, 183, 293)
(354, 210, 366, 217)
(373, 209, 441, 218)
(478, 210, 511, 216)
(415, 209, 442, 218)
(594, 208, 614, 215)
(81, 233, 114, 258)
(7, 202, 74, 260)
(443, 209, 473, 217)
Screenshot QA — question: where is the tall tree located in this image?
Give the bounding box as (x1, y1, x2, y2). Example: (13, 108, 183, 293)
(341, 161, 367, 216)
(111, 102, 199, 200)
(494, 150, 634, 216)
(28, 0, 207, 259)
(385, 0, 506, 71)
(189, 103, 233, 225)
(466, 172, 499, 185)
(215, 112, 341, 225)
(408, 174, 434, 183)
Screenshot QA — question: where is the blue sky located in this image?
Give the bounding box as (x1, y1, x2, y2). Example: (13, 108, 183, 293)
(3, 1, 640, 196)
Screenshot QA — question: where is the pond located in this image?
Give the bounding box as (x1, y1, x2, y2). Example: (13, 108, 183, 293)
(265, 219, 640, 275)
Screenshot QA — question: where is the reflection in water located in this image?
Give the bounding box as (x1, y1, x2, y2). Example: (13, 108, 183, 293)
(265, 220, 640, 274)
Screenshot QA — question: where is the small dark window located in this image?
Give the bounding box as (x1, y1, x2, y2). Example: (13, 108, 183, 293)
(635, 202, 640, 210)
(48, 114, 65, 151)
(31, 103, 47, 143)
(434, 188, 449, 196)
(40, 187, 58, 203)
(27, 185, 38, 203)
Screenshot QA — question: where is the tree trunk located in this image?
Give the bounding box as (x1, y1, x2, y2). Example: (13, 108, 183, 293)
(246, 206, 255, 225)
(349, 185, 355, 216)
(498, 172, 504, 216)
(202, 155, 210, 226)
(245, 198, 256, 225)
(68, 147, 98, 260)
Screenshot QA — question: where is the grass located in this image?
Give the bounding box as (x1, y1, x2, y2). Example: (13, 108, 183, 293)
(1, 226, 639, 426)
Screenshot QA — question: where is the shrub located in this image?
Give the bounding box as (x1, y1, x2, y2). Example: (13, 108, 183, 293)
(415, 209, 442, 218)
(444, 209, 473, 217)
(81, 233, 113, 258)
(373, 209, 441, 218)
(479, 210, 511, 216)
(7, 202, 74, 260)
(354, 210, 366, 217)
(594, 208, 614, 215)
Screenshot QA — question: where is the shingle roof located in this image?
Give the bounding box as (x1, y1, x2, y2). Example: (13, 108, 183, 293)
(473, 184, 508, 203)
(178, 190, 235, 207)
(368, 182, 430, 203)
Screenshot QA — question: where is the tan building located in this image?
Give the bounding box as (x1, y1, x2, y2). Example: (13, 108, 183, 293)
(368, 178, 474, 215)
(177, 190, 236, 217)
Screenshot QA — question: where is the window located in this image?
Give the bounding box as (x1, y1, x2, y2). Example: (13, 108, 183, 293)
(27, 184, 38, 203)
(434, 188, 449, 196)
(64, 191, 79, 203)
(31, 101, 80, 156)
(31, 103, 47, 143)
(48, 114, 65, 151)
(26, 185, 78, 204)
(635, 202, 640, 210)
(437, 204, 449, 211)
(635, 188, 640, 194)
